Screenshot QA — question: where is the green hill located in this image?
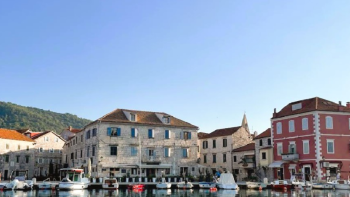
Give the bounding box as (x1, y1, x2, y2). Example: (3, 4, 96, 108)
(0, 101, 91, 132)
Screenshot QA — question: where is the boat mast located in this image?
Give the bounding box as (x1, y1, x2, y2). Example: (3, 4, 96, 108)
(139, 129, 142, 181)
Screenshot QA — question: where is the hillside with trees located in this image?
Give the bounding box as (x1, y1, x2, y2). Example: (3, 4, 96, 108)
(0, 101, 91, 132)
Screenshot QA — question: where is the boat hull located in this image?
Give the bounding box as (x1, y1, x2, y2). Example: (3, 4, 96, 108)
(312, 183, 333, 189)
(156, 183, 171, 189)
(58, 182, 88, 190)
(217, 183, 239, 190)
(38, 183, 52, 190)
(177, 182, 193, 189)
(272, 184, 292, 190)
(102, 183, 119, 189)
(199, 182, 216, 189)
(335, 184, 350, 190)
(246, 182, 267, 189)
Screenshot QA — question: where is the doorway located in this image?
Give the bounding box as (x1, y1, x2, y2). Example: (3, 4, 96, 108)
(278, 168, 284, 180)
(303, 166, 311, 181)
(4, 170, 8, 180)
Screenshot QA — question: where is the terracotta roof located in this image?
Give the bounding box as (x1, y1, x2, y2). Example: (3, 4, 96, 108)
(197, 132, 208, 139)
(31, 131, 50, 140)
(254, 128, 271, 140)
(260, 146, 272, 150)
(30, 132, 43, 138)
(232, 142, 255, 152)
(199, 126, 241, 139)
(0, 128, 34, 142)
(65, 127, 82, 133)
(273, 97, 350, 119)
(88, 109, 198, 129)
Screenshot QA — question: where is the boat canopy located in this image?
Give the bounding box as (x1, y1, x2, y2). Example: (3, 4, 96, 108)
(217, 173, 236, 184)
(268, 161, 286, 168)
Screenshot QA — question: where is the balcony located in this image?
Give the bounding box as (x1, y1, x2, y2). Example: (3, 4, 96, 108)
(141, 155, 161, 164)
(281, 153, 299, 161)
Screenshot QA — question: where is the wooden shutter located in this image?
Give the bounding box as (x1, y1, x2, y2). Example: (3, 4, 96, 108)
(117, 128, 121, 136)
(107, 128, 111, 136)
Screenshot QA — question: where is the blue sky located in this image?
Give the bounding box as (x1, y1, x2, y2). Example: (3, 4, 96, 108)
(1, 1, 350, 134)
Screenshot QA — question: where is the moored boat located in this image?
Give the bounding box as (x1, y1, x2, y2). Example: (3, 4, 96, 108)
(271, 180, 292, 190)
(216, 172, 239, 190)
(58, 168, 90, 190)
(38, 178, 53, 190)
(177, 180, 193, 189)
(199, 182, 217, 189)
(312, 182, 334, 189)
(102, 177, 119, 189)
(156, 178, 171, 189)
(246, 182, 267, 189)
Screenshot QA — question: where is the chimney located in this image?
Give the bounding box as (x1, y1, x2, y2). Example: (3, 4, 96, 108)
(69, 126, 72, 131)
(338, 101, 344, 111)
(273, 108, 277, 118)
(339, 101, 342, 105)
(347, 102, 350, 108)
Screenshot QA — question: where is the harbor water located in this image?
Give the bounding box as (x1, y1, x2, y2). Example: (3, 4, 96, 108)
(0, 189, 350, 197)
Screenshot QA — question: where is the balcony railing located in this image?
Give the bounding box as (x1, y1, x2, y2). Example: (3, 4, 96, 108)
(141, 155, 161, 163)
(281, 153, 299, 161)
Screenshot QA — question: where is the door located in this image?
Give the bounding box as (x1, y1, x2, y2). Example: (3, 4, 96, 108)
(4, 170, 8, 180)
(304, 166, 311, 181)
(278, 168, 284, 180)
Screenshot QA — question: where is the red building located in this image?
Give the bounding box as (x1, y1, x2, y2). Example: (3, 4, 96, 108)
(270, 97, 350, 181)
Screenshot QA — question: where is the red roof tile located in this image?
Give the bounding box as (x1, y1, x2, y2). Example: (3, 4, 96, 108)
(197, 132, 208, 139)
(199, 126, 241, 139)
(0, 128, 34, 142)
(233, 142, 255, 152)
(273, 97, 350, 119)
(254, 128, 271, 140)
(88, 109, 198, 129)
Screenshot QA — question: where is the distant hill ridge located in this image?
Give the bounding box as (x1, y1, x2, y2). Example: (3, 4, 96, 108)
(0, 101, 91, 132)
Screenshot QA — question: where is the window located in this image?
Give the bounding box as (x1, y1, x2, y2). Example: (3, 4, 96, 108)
(148, 149, 155, 156)
(92, 146, 96, 156)
(81, 135, 83, 142)
(164, 147, 170, 157)
(44, 136, 49, 141)
(86, 130, 91, 139)
(302, 118, 308, 130)
(182, 148, 188, 158)
(165, 130, 170, 139)
(213, 139, 216, 148)
(326, 116, 333, 129)
(80, 150, 83, 158)
(87, 146, 90, 157)
(276, 122, 282, 134)
(39, 147, 44, 152)
(163, 116, 170, 124)
(289, 142, 296, 153)
(130, 113, 136, 122)
(277, 143, 283, 156)
(202, 141, 208, 149)
(25, 156, 30, 163)
(262, 152, 266, 160)
(223, 153, 226, 162)
(148, 129, 154, 138)
(182, 131, 192, 140)
(259, 139, 263, 146)
(75, 150, 77, 159)
(289, 120, 295, 132)
(18, 145, 20, 150)
(110, 146, 118, 156)
(55, 137, 59, 142)
(204, 155, 207, 163)
(233, 156, 237, 162)
(223, 139, 227, 147)
(92, 128, 97, 137)
(49, 148, 54, 153)
(131, 128, 137, 138)
(213, 154, 216, 163)
(303, 140, 309, 154)
(26, 146, 29, 151)
(131, 147, 138, 156)
(268, 138, 271, 145)
(6, 144, 9, 149)
(107, 127, 121, 137)
(327, 139, 334, 153)
(16, 155, 20, 163)
(292, 103, 302, 111)
(38, 158, 43, 164)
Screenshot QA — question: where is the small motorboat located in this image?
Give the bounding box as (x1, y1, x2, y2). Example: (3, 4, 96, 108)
(58, 168, 90, 190)
(216, 172, 239, 190)
(246, 182, 267, 189)
(38, 178, 53, 190)
(102, 177, 119, 189)
(156, 178, 171, 189)
(271, 180, 292, 190)
(312, 182, 334, 189)
(333, 180, 350, 190)
(0, 170, 32, 190)
(127, 184, 145, 190)
(199, 182, 217, 189)
(177, 179, 193, 189)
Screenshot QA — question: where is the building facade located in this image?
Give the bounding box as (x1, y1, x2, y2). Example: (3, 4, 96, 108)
(254, 128, 273, 181)
(198, 114, 253, 174)
(0, 128, 36, 180)
(62, 109, 199, 179)
(232, 142, 255, 181)
(270, 97, 350, 181)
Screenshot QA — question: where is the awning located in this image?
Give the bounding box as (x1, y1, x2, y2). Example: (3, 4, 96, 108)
(268, 161, 286, 168)
(288, 164, 296, 169)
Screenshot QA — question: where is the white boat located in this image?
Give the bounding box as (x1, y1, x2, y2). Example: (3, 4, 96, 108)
(58, 168, 90, 190)
(156, 178, 171, 189)
(246, 182, 267, 189)
(102, 177, 119, 189)
(0, 170, 32, 190)
(199, 182, 216, 189)
(292, 180, 312, 190)
(216, 172, 239, 190)
(333, 180, 350, 190)
(38, 178, 53, 190)
(312, 182, 334, 189)
(177, 180, 193, 189)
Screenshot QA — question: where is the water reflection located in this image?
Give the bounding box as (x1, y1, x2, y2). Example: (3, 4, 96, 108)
(2, 189, 350, 197)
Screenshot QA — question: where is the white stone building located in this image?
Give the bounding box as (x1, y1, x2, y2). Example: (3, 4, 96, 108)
(0, 128, 36, 180)
(198, 114, 253, 174)
(254, 128, 273, 181)
(62, 109, 199, 179)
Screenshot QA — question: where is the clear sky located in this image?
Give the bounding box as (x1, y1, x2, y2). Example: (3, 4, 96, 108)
(1, 1, 350, 134)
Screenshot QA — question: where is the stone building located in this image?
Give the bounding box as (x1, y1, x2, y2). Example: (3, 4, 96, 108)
(198, 114, 253, 174)
(62, 109, 199, 178)
(60, 126, 82, 141)
(0, 128, 36, 180)
(254, 128, 273, 181)
(232, 142, 255, 181)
